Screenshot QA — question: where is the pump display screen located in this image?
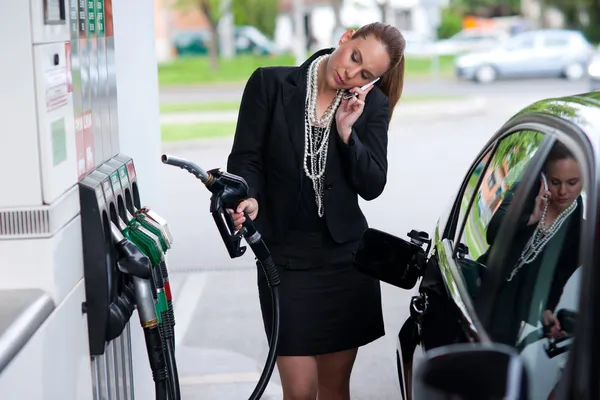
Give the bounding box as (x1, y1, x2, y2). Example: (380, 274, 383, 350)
(44, 0, 66, 25)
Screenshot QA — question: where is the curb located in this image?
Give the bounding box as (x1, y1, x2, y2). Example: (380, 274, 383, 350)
(160, 96, 488, 125)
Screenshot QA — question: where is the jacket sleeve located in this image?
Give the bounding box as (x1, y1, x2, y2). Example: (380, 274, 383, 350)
(336, 94, 389, 201)
(227, 67, 269, 202)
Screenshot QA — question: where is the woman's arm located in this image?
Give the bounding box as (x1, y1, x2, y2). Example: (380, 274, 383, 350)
(336, 95, 389, 201)
(227, 68, 270, 203)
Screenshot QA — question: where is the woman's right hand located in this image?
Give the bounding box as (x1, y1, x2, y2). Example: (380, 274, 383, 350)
(528, 178, 551, 225)
(542, 310, 565, 339)
(228, 198, 259, 231)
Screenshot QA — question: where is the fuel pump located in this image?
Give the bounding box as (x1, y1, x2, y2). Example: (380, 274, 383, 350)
(161, 154, 281, 400)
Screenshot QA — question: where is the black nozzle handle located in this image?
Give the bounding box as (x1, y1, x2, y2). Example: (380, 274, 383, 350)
(161, 154, 211, 183)
(110, 221, 126, 244)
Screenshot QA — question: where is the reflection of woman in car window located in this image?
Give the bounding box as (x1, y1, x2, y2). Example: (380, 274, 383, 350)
(478, 142, 583, 344)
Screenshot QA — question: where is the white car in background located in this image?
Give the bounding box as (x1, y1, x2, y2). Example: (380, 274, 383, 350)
(455, 29, 594, 84)
(435, 28, 509, 56)
(588, 49, 600, 91)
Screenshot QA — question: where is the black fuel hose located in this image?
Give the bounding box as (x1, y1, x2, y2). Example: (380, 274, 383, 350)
(161, 154, 281, 400)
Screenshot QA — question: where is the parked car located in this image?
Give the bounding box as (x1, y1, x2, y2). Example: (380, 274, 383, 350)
(173, 25, 281, 56)
(588, 50, 600, 91)
(455, 29, 594, 83)
(435, 28, 509, 56)
(354, 91, 600, 399)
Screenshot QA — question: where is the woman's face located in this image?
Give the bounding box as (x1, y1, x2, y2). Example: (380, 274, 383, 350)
(546, 157, 583, 211)
(324, 30, 391, 91)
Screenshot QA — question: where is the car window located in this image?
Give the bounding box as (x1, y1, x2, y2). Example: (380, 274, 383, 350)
(453, 129, 545, 299)
(483, 139, 586, 400)
(543, 35, 569, 48)
(506, 34, 536, 50)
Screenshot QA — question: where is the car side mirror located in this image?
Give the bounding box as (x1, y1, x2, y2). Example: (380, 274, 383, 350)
(353, 228, 430, 290)
(414, 343, 530, 400)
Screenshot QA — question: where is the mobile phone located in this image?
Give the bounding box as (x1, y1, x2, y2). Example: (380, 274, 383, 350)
(343, 77, 381, 100)
(541, 172, 548, 191)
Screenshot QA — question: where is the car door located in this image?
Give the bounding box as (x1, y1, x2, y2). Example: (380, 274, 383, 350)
(444, 123, 592, 399)
(494, 32, 540, 77)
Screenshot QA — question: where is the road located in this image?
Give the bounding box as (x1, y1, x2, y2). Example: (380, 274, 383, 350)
(159, 76, 593, 103)
(157, 80, 587, 399)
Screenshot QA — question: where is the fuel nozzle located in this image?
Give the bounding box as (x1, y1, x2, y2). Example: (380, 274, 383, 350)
(161, 154, 279, 287)
(109, 222, 170, 397)
(110, 223, 152, 279)
(133, 207, 176, 343)
(161, 154, 251, 259)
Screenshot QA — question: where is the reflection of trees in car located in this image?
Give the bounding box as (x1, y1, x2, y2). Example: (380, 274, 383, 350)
(461, 132, 543, 262)
(478, 159, 509, 226)
(477, 131, 544, 228)
(491, 130, 544, 171)
(516, 100, 583, 125)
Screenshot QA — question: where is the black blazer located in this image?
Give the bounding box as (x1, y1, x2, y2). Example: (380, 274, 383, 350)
(227, 48, 390, 245)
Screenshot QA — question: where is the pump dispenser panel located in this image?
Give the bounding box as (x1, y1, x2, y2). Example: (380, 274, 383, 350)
(79, 155, 140, 355)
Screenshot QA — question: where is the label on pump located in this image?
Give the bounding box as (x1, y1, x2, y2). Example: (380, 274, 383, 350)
(75, 115, 85, 177)
(126, 160, 136, 181)
(44, 63, 69, 112)
(110, 172, 120, 194)
(87, 0, 96, 36)
(83, 110, 95, 171)
(118, 166, 129, 188)
(79, 0, 87, 36)
(96, 0, 105, 35)
(65, 43, 72, 93)
(102, 180, 112, 201)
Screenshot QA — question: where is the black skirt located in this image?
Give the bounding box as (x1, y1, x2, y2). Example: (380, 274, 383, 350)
(257, 230, 385, 356)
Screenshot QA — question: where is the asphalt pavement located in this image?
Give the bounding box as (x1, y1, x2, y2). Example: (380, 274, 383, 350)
(156, 81, 583, 398)
(159, 76, 593, 104)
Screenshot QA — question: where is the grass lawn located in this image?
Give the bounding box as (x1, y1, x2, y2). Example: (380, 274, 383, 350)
(160, 101, 242, 113)
(161, 122, 237, 142)
(160, 93, 463, 114)
(158, 53, 455, 86)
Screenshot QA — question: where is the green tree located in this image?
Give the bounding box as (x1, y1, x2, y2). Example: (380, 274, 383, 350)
(492, 130, 544, 171)
(233, 0, 278, 39)
(449, 0, 520, 16)
(175, 0, 231, 71)
(544, 0, 600, 42)
(437, 8, 463, 39)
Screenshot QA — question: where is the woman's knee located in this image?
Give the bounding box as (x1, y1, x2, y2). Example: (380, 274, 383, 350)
(316, 349, 358, 398)
(277, 356, 318, 400)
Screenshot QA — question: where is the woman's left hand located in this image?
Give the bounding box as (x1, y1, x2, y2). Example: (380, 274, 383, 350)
(335, 84, 374, 143)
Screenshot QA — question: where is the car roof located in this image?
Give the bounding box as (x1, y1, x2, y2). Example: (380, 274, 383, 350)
(437, 91, 600, 240)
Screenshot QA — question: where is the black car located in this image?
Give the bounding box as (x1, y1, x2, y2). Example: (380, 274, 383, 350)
(354, 91, 600, 399)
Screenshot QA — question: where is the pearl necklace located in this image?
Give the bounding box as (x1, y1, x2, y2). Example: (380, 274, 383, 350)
(506, 198, 577, 282)
(303, 55, 344, 217)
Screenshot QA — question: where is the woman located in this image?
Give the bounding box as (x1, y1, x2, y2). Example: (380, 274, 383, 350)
(478, 141, 583, 344)
(226, 22, 405, 399)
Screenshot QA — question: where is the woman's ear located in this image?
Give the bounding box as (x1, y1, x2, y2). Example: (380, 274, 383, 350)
(338, 29, 355, 45)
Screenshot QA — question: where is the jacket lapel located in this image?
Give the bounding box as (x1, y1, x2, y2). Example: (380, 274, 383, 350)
(282, 70, 307, 173)
(281, 48, 334, 173)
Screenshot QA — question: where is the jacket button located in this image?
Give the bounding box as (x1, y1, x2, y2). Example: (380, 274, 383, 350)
(326, 183, 332, 190)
